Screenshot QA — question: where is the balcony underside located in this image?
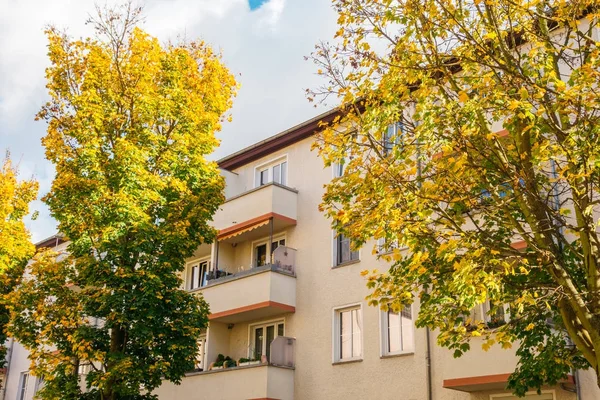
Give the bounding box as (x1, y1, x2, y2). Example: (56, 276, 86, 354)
(443, 373, 575, 392)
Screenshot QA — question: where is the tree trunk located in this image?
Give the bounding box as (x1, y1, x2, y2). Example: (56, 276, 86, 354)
(104, 325, 126, 400)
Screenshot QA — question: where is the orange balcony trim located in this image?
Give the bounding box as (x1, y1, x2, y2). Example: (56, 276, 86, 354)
(217, 212, 297, 240)
(443, 373, 512, 390)
(511, 240, 528, 250)
(208, 301, 295, 320)
(443, 373, 574, 392)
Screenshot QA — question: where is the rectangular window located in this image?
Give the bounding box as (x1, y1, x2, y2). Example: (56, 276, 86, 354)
(18, 372, 29, 400)
(251, 321, 284, 362)
(252, 236, 286, 268)
(377, 237, 400, 254)
(335, 233, 359, 266)
(255, 243, 267, 267)
(189, 260, 210, 290)
(383, 122, 404, 156)
(333, 159, 345, 178)
(260, 169, 269, 186)
(482, 300, 509, 327)
(196, 335, 207, 371)
(382, 305, 414, 355)
(255, 158, 288, 187)
(334, 306, 362, 362)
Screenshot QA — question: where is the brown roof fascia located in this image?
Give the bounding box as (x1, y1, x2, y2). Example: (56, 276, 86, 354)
(218, 108, 342, 171)
(35, 235, 66, 250)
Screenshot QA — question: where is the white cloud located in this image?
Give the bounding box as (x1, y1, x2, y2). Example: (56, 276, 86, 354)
(0, 0, 338, 242)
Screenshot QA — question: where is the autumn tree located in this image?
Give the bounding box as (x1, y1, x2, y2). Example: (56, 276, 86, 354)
(0, 157, 37, 381)
(8, 3, 237, 399)
(310, 0, 600, 394)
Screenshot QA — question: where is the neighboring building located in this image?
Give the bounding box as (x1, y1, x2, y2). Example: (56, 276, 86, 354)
(4, 110, 600, 400)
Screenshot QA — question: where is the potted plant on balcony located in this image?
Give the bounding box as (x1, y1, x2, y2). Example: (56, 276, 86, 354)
(224, 356, 237, 368)
(210, 354, 226, 370)
(238, 357, 260, 367)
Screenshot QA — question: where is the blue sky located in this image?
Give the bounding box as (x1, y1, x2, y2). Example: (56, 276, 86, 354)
(0, 0, 338, 242)
(249, 0, 270, 10)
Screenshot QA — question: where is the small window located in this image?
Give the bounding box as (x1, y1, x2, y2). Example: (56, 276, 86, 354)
(18, 372, 29, 400)
(251, 321, 285, 362)
(382, 122, 404, 156)
(196, 335, 207, 371)
(334, 305, 362, 362)
(482, 300, 509, 328)
(382, 305, 414, 355)
(255, 158, 288, 187)
(335, 233, 359, 266)
(377, 237, 400, 254)
(333, 158, 345, 178)
(252, 236, 286, 268)
(189, 260, 210, 290)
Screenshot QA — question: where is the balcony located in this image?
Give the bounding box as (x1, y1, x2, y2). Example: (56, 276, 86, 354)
(441, 339, 575, 392)
(155, 364, 294, 400)
(197, 247, 297, 323)
(155, 337, 295, 400)
(212, 182, 298, 235)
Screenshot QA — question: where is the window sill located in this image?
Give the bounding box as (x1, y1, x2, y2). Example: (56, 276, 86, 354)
(380, 352, 414, 359)
(332, 259, 361, 269)
(332, 358, 363, 366)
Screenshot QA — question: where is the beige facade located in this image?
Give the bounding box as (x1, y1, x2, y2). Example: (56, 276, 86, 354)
(5, 114, 600, 400)
(152, 114, 599, 400)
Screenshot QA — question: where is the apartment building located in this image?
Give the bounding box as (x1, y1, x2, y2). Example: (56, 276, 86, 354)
(4, 110, 600, 400)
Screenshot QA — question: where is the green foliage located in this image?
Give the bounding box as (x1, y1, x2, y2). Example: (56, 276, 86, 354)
(0, 157, 37, 378)
(7, 3, 237, 399)
(311, 0, 600, 393)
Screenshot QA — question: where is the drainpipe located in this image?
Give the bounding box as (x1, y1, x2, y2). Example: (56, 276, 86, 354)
(269, 217, 274, 265)
(214, 241, 219, 276)
(425, 327, 433, 400)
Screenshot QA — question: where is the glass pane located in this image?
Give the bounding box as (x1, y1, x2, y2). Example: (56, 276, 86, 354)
(254, 327, 264, 359)
(266, 325, 275, 361)
(339, 236, 350, 264)
(352, 309, 362, 358)
(260, 169, 269, 185)
(200, 262, 208, 287)
(388, 311, 401, 353)
(273, 164, 281, 184)
(280, 162, 287, 185)
(401, 307, 414, 352)
(256, 244, 267, 267)
(340, 310, 352, 359)
(278, 323, 284, 336)
(190, 265, 198, 289)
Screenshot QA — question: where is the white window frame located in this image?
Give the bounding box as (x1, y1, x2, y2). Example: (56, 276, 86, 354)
(376, 237, 402, 254)
(481, 300, 510, 325)
(248, 318, 286, 360)
(250, 234, 286, 268)
(489, 390, 555, 400)
(382, 121, 404, 156)
(196, 334, 207, 371)
(380, 304, 415, 357)
(332, 303, 363, 363)
(186, 257, 211, 290)
(254, 155, 288, 188)
(332, 230, 360, 267)
(17, 371, 29, 400)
